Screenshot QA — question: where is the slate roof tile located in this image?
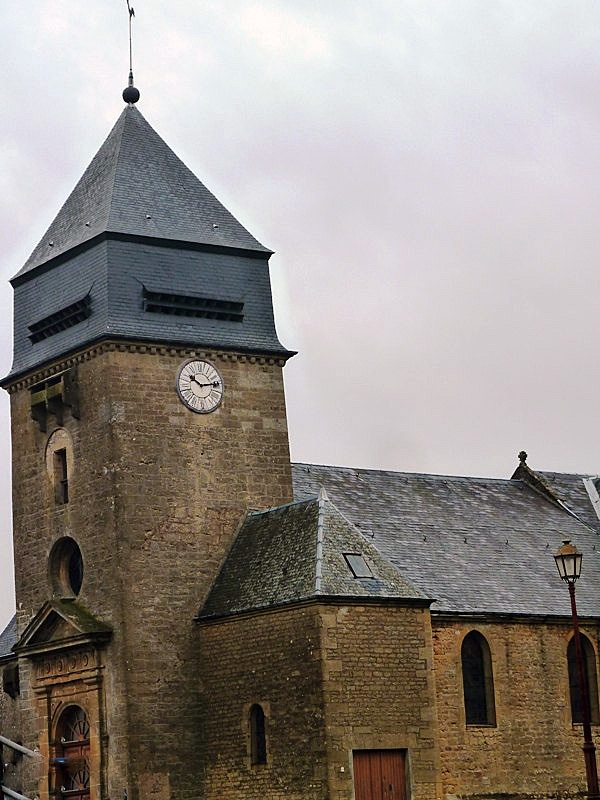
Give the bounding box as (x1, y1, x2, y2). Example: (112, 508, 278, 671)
(16, 106, 269, 279)
(199, 492, 423, 620)
(291, 464, 600, 618)
(538, 471, 600, 534)
(0, 615, 17, 660)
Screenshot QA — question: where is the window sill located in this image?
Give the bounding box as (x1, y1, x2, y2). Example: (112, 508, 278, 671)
(465, 723, 497, 729)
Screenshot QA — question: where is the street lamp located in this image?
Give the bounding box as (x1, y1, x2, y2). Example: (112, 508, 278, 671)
(554, 539, 600, 800)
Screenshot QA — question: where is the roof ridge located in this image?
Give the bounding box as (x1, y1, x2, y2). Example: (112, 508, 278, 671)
(248, 495, 318, 518)
(314, 488, 327, 594)
(540, 470, 600, 480)
(292, 462, 518, 484)
(105, 107, 130, 235)
(319, 489, 370, 540)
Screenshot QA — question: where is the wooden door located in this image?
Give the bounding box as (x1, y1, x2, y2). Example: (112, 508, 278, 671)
(54, 706, 90, 800)
(353, 749, 407, 800)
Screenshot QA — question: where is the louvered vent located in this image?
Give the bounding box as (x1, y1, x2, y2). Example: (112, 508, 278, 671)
(143, 288, 244, 321)
(28, 296, 92, 343)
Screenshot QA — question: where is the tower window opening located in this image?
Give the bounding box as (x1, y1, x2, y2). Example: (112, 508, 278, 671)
(54, 448, 69, 505)
(249, 704, 267, 766)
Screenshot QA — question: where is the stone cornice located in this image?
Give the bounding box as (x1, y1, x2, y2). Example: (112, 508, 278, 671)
(431, 609, 600, 626)
(196, 594, 433, 626)
(16, 630, 112, 660)
(2, 339, 289, 393)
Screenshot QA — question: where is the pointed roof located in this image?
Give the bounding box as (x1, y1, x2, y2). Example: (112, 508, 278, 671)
(198, 492, 425, 620)
(15, 106, 269, 280)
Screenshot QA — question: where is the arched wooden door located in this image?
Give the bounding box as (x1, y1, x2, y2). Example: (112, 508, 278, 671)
(54, 705, 91, 800)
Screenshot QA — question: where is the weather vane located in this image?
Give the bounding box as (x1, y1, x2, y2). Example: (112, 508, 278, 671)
(122, 0, 140, 105)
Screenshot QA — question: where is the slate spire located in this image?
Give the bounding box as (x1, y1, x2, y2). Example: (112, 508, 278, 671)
(15, 106, 269, 281)
(7, 107, 289, 382)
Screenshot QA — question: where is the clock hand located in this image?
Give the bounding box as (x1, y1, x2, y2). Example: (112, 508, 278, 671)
(190, 376, 220, 388)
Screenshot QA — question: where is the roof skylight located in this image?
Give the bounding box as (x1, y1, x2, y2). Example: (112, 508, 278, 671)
(343, 553, 373, 579)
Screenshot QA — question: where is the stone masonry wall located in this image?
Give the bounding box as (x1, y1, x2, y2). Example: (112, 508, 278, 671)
(106, 347, 293, 800)
(433, 618, 600, 800)
(198, 605, 327, 800)
(7, 343, 293, 800)
(9, 357, 130, 800)
(319, 603, 442, 800)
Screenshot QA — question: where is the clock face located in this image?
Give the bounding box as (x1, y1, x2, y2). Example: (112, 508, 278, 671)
(176, 360, 224, 414)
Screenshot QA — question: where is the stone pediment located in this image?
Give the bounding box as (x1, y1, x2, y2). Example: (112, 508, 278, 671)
(14, 599, 112, 657)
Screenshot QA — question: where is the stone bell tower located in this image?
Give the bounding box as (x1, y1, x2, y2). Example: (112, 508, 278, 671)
(1, 81, 294, 800)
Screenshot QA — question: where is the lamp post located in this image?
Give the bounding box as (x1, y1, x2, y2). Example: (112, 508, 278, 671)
(554, 538, 600, 800)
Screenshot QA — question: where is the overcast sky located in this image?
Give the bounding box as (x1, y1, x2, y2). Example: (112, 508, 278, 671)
(1, 1, 600, 627)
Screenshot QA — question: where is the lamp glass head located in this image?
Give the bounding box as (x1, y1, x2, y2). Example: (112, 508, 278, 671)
(553, 539, 583, 583)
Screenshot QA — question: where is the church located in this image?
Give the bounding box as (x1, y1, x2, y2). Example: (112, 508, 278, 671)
(0, 75, 599, 800)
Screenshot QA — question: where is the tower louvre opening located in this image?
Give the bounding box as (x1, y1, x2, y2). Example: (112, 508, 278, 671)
(142, 287, 244, 321)
(28, 295, 92, 343)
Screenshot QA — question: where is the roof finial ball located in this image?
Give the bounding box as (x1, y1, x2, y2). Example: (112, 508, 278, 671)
(123, 71, 140, 105)
(518, 450, 528, 464)
(123, 1, 140, 105)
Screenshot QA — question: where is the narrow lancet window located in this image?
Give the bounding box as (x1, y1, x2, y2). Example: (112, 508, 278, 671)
(250, 704, 267, 765)
(54, 448, 69, 504)
(461, 630, 496, 726)
(568, 634, 600, 724)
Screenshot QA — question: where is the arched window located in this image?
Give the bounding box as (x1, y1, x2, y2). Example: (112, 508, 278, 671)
(568, 634, 600, 724)
(249, 704, 267, 765)
(461, 631, 496, 726)
(53, 705, 90, 800)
